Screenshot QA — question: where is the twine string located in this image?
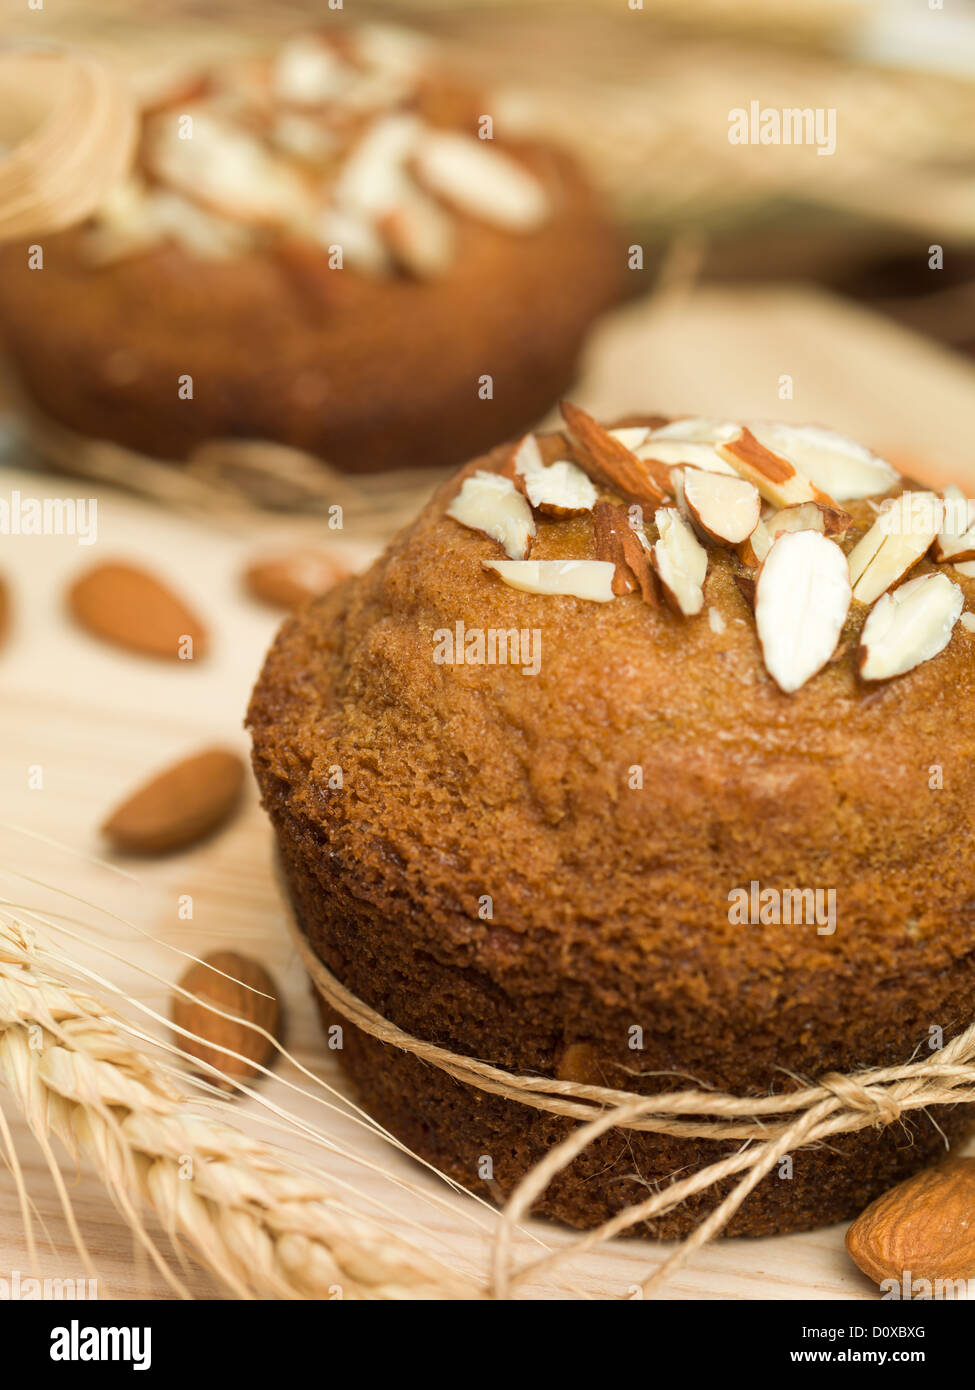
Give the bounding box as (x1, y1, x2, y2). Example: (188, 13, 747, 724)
(286, 913, 975, 1297)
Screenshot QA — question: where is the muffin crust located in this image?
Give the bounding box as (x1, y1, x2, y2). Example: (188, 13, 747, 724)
(248, 423, 975, 1235)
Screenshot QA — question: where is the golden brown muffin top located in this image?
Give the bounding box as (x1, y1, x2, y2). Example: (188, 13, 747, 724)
(78, 26, 558, 278)
(249, 411, 975, 1081)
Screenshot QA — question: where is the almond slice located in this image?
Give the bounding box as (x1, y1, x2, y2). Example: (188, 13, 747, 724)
(737, 517, 772, 567)
(717, 427, 839, 510)
(933, 484, 975, 563)
(847, 491, 943, 605)
(148, 189, 253, 260)
(510, 432, 545, 476)
(314, 205, 391, 275)
(378, 188, 455, 278)
(651, 508, 708, 616)
(354, 23, 432, 79)
(83, 180, 251, 265)
(747, 423, 899, 502)
(954, 561, 975, 579)
(414, 131, 549, 232)
(447, 471, 535, 559)
(560, 401, 671, 508)
(511, 434, 596, 517)
(608, 426, 650, 451)
(271, 112, 340, 163)
(754, 530, 852, 692)
(681, 467, 761, 546)
(520, 460, 597, 518)
(647, 417, 740, 444)
(143, 109, 312, 226)
(332, 113, 420, 219)
(635, 438, 739, 477)
(592, 501, 658, 603)
(766, 500, 852, 541)
(271, 35, 350, 106)
(482, 559, 615, 602)
(593, 501, 635, 595)
(859, 572, 963, 682)
(102, 748, 245, 854)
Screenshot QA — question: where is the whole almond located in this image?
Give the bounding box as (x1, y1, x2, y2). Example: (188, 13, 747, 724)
(102, 747, 245, 854)
(846, 1157, 975, 1286)
(172, 951, 280, 1089)
(243, 550, 349, 610)
(69, 560, 208, 659)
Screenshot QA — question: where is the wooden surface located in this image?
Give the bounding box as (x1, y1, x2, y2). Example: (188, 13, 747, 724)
(1, 285, 974, 1301)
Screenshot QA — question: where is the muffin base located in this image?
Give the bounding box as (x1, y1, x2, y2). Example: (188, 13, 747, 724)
(312, 989, 972, 1238)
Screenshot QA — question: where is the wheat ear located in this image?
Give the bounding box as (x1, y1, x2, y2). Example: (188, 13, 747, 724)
(0, 918, 480, 1300)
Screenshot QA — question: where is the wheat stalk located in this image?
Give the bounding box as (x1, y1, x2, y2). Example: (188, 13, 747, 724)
(0, 917, 480, 1300)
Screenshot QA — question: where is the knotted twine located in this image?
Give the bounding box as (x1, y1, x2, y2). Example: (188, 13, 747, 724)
(285, 912, 975, 1299)
(0, 48, 136, 241)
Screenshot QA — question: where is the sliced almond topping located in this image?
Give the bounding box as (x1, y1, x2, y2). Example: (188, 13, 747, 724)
(511, 434, 597, 517)
(354, 23, 432, 79)
(708, 607, 727, 635)
(637, 419, 740, 478)
(482, 559, 616, 602)
(511, 432, 545, 477)
(954, 561, 975, 579)
(271, 35, 350, 106)
(378, 188, 454, 278)
(85, 180, 251, 265)
(754, 530, 852, 693)
(961, 612, 975, 632)
(766, 500, 853, 541)
(932, 484, 975, 563)
(593, 501, 635, 595)
(859, 572, 963, 682)
(635, 438, 739, 476)
(651, 508, 708, 617)
(314, 205, 391, 275)
(681, 467, 762, 547)
(271, 113, 340, 163)
(592, 501, 658, 603)
(447, 471, 535, 559)
(414, 131, 549, 232)
(737, 517, 772, 567)
(747, 423, 899, 502)
(847, 491, 943, 605)
(144, 109, 312, 226)
(560, 402, 671, 509)
(332, 113, 420, 219)
(608, 426, 650, 452)
(718, 427, 839, 510)
(648, 417, 740, 445)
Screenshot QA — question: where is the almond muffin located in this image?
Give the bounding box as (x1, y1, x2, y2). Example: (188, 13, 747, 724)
(248, 408, 975, 1237)
(0, 27, 624, 475)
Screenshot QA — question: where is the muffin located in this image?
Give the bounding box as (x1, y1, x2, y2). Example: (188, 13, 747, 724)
(248, 407, 975, 1237)
(0, 27, 624, 475)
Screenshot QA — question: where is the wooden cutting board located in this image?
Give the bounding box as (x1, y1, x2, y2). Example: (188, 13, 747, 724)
(1, 285, 973, 1301)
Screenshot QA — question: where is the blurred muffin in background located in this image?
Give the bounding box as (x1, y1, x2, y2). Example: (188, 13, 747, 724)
(0, 25, 625, 475)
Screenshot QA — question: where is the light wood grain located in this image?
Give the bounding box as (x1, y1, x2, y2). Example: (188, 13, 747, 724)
(1, 286, 974, 1301)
